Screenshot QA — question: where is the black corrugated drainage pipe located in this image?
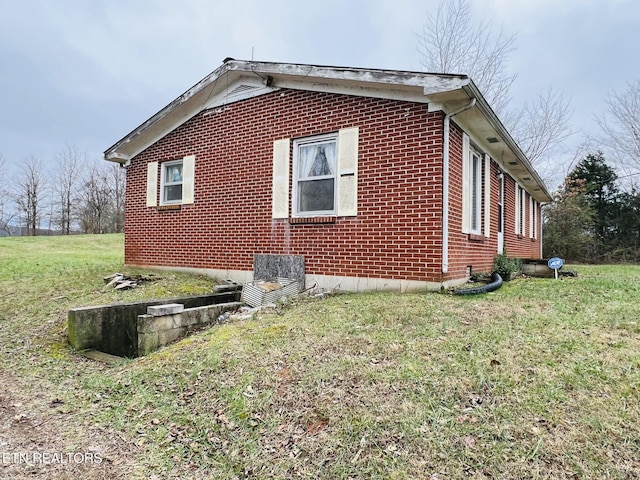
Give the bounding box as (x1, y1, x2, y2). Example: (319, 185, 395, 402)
(453, 272, 503, 295)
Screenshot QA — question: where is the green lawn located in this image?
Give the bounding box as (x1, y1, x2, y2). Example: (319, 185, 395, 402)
(1, 234, 639, 479)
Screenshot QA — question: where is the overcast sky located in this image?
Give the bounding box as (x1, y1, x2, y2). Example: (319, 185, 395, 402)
(2, 0, 639, 187)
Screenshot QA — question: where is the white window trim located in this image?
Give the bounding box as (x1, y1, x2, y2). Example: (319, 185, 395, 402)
(272, 127, 358, 219)
(146, 155, 194, 207)
(160, 159, 184, 205)
(469, 148, 483, 234)
(292, 132, 338, 217)
(462, 134, 487, 235)
(530, 197, 537, 239)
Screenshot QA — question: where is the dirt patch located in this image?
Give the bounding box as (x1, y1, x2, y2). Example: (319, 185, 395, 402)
(0, 370, 135, 480)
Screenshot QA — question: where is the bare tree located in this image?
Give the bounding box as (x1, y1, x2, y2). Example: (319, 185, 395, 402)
(417, 0, 517, 116)
(15, 157, 47, 236)
(510, 87, 575, 182)
(0, 154, 17, 235)
(597, 80, 640, 180)
(417, 0, 574, 172)
(52, 145, 83, 234)
(104, 162, 126, 233)
(78, 160, 126, 234)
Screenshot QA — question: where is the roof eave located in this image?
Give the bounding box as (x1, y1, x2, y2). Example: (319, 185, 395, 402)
(104, 60, 471, 161)
(461, 83, 553, 203)
(104, 61, 235, 160)
(103, 59, 552, 203)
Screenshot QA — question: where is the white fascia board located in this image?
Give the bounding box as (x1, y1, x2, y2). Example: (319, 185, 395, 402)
(238, 61, 468, 89)
(103, 59, 470, 163)
(105, 152, 131, 164)
(104, 62, 234, 161)
(271, 78, 432, 104)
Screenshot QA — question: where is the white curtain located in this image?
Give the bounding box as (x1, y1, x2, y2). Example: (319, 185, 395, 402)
(299, 142, 336, 178)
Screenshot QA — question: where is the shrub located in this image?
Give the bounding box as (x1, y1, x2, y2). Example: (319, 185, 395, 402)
(493, 253, 522, 279)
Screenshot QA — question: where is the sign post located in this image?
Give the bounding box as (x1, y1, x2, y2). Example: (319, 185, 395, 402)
(547, 257, 564, 279)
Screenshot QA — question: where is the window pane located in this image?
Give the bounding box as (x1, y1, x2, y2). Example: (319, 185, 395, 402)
(164, 184, 182, 202)
(471, 154, 481, 231)
(299, 142, 335, 178)
(299, 179, 334, 212)
(167, 164, 183, 183)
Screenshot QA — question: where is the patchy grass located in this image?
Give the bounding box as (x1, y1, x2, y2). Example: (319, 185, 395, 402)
(1, 235, 639, 479)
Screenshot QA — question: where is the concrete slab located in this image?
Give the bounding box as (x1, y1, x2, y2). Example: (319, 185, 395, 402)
(79, 349, 127, 365)
(147, 303, 184, 316)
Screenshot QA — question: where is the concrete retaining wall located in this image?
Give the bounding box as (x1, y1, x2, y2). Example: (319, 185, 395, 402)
(68, 291, 240, 357)
(137, 301, 241, 356)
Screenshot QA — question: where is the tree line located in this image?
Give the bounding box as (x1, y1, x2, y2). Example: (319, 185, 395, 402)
(420, 0, 640, 264)
(0, 146, 124, 236)
(3, 0, 640, 256)
(544, 152, 640, 263)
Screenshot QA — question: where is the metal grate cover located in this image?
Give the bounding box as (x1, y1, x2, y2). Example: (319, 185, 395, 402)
(241, 278, 299, 308)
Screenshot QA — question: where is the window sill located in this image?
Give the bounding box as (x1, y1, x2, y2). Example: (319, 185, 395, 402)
(468, 234, 485, 243)
(289, 216, 337, 225)
(157, 204, 182, 211)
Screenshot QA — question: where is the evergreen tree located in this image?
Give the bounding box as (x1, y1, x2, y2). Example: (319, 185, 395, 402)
(568, 152, 618, 258)
(543, 177, 594, 261)
(611, 188, 640, 261)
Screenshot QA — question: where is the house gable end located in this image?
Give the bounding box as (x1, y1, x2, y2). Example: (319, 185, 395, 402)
(105, 59, 552, 203)
(104, 60, 471, 165)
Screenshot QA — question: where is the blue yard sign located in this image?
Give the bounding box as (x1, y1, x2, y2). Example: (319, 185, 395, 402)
(547, 257, 564, 279)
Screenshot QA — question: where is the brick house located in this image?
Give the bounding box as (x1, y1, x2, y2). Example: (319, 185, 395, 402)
(105, 59, 551, 292)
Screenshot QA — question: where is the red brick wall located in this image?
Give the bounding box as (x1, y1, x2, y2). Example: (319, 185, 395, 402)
(502, 174, 542, 259)
(442, 122, 543, 280)
(444, 124, 496, 279)
(124, 89, 542, 285)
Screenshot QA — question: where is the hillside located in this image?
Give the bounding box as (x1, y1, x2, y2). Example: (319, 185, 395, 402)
(0, 234, 639, 479)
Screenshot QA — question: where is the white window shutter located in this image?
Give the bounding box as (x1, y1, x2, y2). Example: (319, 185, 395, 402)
(522, 190, 527, 237)
(461, 133, 470, 233)
(484, 154, 491, 237)
(514, 184, 520, 235)
(337, 127, 359, 216)
(146, 162, 158, 207)
(529, 196, 534, 238)
(272, 138, 290, 218)
(182, 155, 195, 204)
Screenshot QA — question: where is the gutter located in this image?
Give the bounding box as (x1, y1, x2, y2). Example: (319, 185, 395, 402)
(442, 98, 476, 274)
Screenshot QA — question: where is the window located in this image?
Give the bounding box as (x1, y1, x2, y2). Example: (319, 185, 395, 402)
(469, 149, 483, 234)
(146, 155, 195, 207)
(293, 133, 338, 216)
(272, 128, 358, 219)
(462, 133, 487, 235)
(161, 160, 184, 204)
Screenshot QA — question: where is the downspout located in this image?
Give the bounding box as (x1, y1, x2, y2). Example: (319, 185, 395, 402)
(442, 98, 476, 274)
